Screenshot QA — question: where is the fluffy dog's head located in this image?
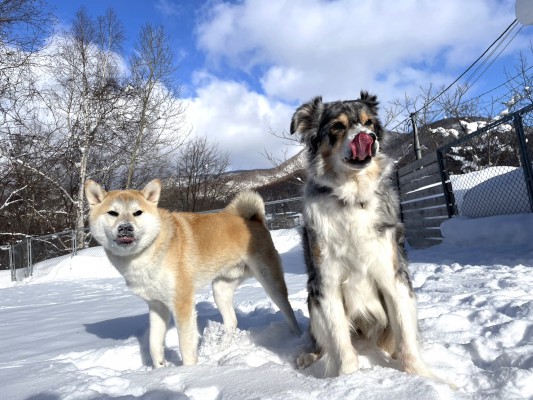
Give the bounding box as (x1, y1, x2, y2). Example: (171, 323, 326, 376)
(84, 179, 161, 257)
(291, 91, 387, 185)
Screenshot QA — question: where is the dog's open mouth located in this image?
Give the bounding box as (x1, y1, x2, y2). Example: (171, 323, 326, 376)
(116, 234, 135, 246)
(345, 132, 375, 166)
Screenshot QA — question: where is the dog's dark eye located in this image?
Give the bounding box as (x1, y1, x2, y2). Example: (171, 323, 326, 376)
(331, 122, 346, 132)
(133, 210, 143, 217)
(107, 211, 119, 217)
(364, 119, 373, 127)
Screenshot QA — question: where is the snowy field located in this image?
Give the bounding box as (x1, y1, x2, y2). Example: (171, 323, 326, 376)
(1, 215, 533, 400)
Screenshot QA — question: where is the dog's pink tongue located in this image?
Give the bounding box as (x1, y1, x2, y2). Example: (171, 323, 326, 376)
(349, 133, 374, 160)
(118, 236, 134, 244)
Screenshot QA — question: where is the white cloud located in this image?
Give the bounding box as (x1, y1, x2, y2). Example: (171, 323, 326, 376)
(195, 0, 519, 104)
(155, 0, 183, 17)
(183, 74, 302, 170)
(183, 0, 531, 170)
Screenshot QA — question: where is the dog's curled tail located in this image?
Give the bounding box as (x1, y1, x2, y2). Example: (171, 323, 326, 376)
(225, 190, 266, 226)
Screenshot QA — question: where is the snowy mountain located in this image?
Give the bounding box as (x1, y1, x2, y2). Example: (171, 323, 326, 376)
(219, 150, 306, 201)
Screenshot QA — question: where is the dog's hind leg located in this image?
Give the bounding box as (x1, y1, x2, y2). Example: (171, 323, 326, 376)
(212, 275, 245, 331)
(377, 325, 397, 358)
(174, 291, 199, 366)
(247, 254, 302, 336)
(148, 300, 170, 368)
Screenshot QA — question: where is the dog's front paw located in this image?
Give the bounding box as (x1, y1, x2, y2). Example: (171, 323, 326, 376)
(296, 352, 320, 369)
(338, 356, 359, 375)
(152, 359, 168, 369)
(181, 354, 198, 366)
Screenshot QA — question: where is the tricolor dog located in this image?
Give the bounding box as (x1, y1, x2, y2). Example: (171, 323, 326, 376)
(291, 91, 432, 378)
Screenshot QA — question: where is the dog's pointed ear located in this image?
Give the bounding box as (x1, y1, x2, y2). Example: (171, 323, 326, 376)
(290, 96, 323, 136)
(85, 180, 107, 207)
(141, 179, 161, 205)
(360, 90, 385, 141)
(290, 96, 323, 152)
(359, 91, 379, 114)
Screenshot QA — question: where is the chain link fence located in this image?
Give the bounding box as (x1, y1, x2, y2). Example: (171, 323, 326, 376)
(264, 197, 303, 230)
(0, 229, 102, 285)
(0, 199, 304, 285)
(437, 103, 533, 218)
(0, 245, 15, 282)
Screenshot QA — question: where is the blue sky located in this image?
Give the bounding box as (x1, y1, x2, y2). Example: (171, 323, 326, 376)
(45, 0, 533, 170)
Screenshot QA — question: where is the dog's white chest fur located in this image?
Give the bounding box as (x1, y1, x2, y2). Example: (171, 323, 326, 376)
(109, 252, 175, 307)
(306, 173, 394, 274)
(305, 190, 395, 342)
(307, 196, 392, 273)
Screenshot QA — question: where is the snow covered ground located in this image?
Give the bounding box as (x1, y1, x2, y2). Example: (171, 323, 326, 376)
(1, 215, 532, 400)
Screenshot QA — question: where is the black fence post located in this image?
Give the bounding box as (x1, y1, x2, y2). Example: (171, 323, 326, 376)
(9, 246, 15, 282)
(394, 168, 405, 223)
(72, 230, 78, 256)
(514, 112, 533, 213)
(436, 149, 457, 218)
(27, 237, 33, 277)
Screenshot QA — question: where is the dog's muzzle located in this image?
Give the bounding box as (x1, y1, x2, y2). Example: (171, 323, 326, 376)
(116, 223, 135, 245)
(345, 131, 377, 167)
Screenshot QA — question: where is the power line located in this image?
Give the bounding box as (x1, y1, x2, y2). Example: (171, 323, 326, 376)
(463, 24, 523, 91)
(389, 19, 519, 132)
(459, 65, 533, 106)
(461, 22, 519, 88)
(414, 68, 533, 129)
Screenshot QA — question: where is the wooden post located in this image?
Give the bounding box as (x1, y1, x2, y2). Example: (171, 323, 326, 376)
(410, 113, 422, 160)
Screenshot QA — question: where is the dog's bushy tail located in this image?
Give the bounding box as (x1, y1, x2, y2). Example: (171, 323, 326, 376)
(225, 191, 266, 226)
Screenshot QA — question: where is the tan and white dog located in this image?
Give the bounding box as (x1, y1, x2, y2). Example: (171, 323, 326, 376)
(85, 179, 301, 368)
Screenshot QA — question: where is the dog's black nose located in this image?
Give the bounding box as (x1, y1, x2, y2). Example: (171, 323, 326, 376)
(117, 223, 134, 236)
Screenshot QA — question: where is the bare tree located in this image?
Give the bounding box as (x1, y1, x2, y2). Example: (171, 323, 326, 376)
(386, 83, 479, 131)
(1, 6, 191, 246)
(436, 85, 480, 120)
(0, 0, 54, 242)
(123, 23, 187, 189)
(258, 128, 306, 189)
(385, 83, 484, 152)
(162, 136, 235, 212)
(0, 0, 51, 97)
(0, 8, 128, 245)
(47, 8, 127, 246)
(503, 50, 533, 113)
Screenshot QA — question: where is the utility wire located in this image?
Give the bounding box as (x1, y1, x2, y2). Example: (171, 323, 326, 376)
(461, 22, 519, 88)
(439, 24, 527, 118)
(459, 64, 533, 104)
(463, 24, 523, 91)
(389, 19, 519, 132)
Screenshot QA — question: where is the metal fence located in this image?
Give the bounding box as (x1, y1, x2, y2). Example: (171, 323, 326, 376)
(0, 199, 304, 285)
(0, 245, 14, 281)
(264, 197, 303, 230)
(437, 103, 533, 218)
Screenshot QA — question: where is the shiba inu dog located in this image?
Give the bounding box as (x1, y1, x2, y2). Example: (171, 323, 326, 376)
(290, 92, 432, 378)
(85, 179, 301, 368)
